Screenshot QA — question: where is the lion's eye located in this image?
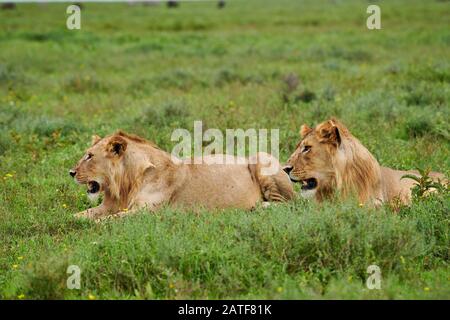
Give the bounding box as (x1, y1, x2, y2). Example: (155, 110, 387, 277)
(85, 153, 93, 161)
(302, 145, 311, 153)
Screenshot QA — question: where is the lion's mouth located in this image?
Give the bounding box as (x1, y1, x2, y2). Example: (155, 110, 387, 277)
(300, 178, 318, 190)
(288, 173, 318, 190)
(87, 181, 100, 194)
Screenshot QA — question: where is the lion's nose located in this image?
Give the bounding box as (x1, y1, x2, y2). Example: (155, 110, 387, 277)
(283, 165, 293, 175)
(69, 169, 76, 177)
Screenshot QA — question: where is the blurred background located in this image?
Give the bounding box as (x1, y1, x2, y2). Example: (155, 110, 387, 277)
(0, 0, 449, 167)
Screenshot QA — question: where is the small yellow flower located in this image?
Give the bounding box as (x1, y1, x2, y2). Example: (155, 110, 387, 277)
(169, 283, 174, 289)
(358, 203, 364, 207)
(62, 204, 68, 209)
(88, 294, 96, 300)
(5, 173, 13, 178)
(276, 287, 283, 293)
(122, 208, 128, 212)
(17, 256, 23, 261)
(12, 264, 18, 269)
(424, 287, 430, 292)
(17, 294, 25, 300)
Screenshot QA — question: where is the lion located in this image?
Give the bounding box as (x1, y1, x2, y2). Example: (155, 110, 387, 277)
(69, 131, 294, 220)
(284, 118, 445, 206)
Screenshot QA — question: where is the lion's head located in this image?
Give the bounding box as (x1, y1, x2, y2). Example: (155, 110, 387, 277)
(284, 118, 383, 204)
(69, 131, 159, 206)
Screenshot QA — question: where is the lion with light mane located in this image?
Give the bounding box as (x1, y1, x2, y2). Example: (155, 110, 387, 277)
(284, 118, 445, 206)
(69, 131, 294, 220)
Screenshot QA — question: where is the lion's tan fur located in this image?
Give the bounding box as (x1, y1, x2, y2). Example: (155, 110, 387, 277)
(71, 131, 294, 220)
(286, 119, 444, 206)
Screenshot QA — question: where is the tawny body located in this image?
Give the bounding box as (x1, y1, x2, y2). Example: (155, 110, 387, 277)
(160, 156, 262, 210)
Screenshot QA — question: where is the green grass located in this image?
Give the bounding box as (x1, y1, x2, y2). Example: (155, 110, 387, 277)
(0, 0, 449, 299)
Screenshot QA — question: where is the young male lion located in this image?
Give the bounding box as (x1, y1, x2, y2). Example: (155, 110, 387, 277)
(69, 131, 293, 220)
(283, 118, 445, 206)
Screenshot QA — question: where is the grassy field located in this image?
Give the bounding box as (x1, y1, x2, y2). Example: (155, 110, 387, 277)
(0, 0, 449, 299)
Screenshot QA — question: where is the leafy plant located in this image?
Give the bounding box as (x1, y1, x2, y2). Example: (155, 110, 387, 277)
(401, 168, 448, 200)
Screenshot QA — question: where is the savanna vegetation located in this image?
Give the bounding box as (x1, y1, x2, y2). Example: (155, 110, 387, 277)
(0, 0, 449, 299)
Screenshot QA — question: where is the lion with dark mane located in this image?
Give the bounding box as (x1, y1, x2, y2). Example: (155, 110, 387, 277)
(284, 118, 445, 206)
(70, 131, 293, 220)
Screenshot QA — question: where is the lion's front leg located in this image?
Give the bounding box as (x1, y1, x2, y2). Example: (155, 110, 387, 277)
(94, 202, 161, 223)
(94, 209, 134, 223)
(74, 205, 116, 220)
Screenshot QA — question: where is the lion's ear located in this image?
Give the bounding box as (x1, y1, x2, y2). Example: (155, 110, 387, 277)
(317, 120, 341, 146)
(91, 135, 101, 145)
(144, 162, 156, 172)
(300, 124, 313, 138)
(107, 136, 127, 156)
